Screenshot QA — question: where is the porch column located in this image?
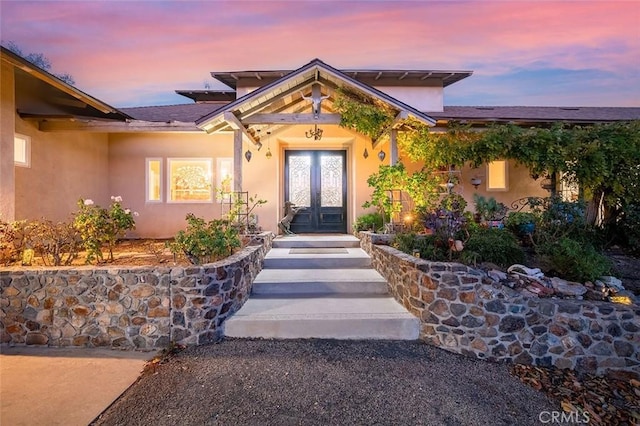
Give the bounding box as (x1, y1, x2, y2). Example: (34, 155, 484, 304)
(390, 129, 399, 166)
(0, 60, 16, 221)
(233, 129, 242, 191)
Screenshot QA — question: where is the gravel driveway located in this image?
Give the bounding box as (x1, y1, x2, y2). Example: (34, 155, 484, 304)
(92, 339, 557, 426)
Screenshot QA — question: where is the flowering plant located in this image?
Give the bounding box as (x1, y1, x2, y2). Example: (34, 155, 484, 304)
(73, 196, 138, 263)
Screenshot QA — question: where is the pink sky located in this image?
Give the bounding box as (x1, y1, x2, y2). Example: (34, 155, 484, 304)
(1, 0, 639, 107)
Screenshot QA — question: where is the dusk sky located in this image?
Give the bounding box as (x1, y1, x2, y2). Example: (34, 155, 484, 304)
(1, 0, 639, 108)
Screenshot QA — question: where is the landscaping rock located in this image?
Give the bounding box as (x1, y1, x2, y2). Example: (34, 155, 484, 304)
(550, 277, 587, 297)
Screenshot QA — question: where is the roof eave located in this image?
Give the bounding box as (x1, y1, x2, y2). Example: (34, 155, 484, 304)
(1, 46, 132, 120)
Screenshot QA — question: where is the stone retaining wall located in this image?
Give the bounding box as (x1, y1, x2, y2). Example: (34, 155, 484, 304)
(0, 233, 273, 350)
(360, 232, 639, 377)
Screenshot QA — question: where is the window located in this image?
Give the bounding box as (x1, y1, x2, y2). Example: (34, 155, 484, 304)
(146, 158, 162, 202)
(216, 158, 233, 201)
(168, 158, 213, 203)
(487, 160, 508, 191)
(14, 134, 30, 167)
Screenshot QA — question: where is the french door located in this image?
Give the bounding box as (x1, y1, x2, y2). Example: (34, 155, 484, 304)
(284, 150, 347, 233)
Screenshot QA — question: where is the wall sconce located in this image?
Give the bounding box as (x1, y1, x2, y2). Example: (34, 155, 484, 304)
(305, 124, 323, 140)
(363, 148, 369, 159)
(378, 150, 386, 162)
(244, 149, 252, 162)
(470, 177, 482, 189)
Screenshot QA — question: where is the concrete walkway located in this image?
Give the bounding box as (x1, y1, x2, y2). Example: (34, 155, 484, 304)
(0, 346, 155, 426)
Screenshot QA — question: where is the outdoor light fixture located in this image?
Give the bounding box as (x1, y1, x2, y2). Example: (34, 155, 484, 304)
(265, 131, 273, 159)
(255, 129, 262, 151)
(378, 150, 386, 162)
(470, 177, 482, 189)
(363, 148, 369, 159)
(305, 124, 323, 140)
(244, 149, 252, 162)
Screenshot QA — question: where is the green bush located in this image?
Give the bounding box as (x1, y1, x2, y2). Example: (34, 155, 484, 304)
(353, 212, 384, 233)
(538, 237, 611, 282)
(169, 214, 241, 265)
(464, 228, 524, 267)
(73, 196, 137, 263)
(618, 203, 640, 256)
(391, 232, 449, 261)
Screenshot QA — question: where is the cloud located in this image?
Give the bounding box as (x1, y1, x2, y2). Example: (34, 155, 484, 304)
(2, 0, 638, 107)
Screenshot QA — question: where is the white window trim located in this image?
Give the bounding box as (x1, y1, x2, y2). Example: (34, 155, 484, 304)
(14, 134, 31, 168)
(486, 160, 508, 191)
(167, 157, 214, 204)
(145, 157, 163, 203)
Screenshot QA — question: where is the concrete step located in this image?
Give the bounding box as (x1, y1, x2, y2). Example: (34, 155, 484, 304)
(273, 235, 360, 249)
(224, 296, 420, 340)
(264, 248, 371, 269)
(252, 269, 388, 295)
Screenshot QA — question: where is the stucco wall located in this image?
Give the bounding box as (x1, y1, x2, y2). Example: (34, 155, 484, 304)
(108, 132, 234, 238)
(108, 126, 384, 238)
(0, 60, 16, 222)
(13, 118, 110, 222)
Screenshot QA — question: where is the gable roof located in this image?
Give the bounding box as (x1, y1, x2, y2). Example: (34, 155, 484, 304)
(429, 106, 640, 124)
(121, 103, 226, 122)
(211, 68, 472, 90)
(1, 46, 131, 121)
(196, 58, 438, 134)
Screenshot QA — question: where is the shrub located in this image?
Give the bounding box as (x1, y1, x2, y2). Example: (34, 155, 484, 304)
(0, 220, 26, 265)
(28, 220, 81, 266)
(169, 214, 241, 265)
(392, 232, 449, 261)
(617, 203, 640, 256)
(464, 228, 524, 267)
(73, 196, 137, 263)
(354, 212, 385, 233)
(538, 237, 611, 282)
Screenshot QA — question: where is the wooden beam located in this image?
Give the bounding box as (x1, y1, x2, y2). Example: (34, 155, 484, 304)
(233, 129, 242, 192)
(390, 129, 398, 165)
(236, 80, 316, 120)
(38, 120, 199, 132)
(242, 113, 341, 125)
(223, 111, 260, 147)
(372, 111, 409, 148)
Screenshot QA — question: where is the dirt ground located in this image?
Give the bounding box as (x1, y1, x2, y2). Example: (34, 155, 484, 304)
(607, 250, 640, 296)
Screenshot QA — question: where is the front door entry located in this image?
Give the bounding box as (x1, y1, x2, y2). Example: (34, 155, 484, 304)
(284, 150, 347, 233)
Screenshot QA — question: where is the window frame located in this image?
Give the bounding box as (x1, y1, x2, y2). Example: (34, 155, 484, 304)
(167, 157, 214, 204)
(145, 157, 163, 203)
(486, 160, 508, 191)
(14, 134, 31, 168)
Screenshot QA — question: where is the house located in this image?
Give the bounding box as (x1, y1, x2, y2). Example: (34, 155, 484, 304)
(2, 47, 639, 238)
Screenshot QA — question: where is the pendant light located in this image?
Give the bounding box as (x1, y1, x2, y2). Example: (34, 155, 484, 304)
(265, 131, 273, 159)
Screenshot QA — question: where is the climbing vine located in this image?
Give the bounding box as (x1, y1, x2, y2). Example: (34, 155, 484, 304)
(333, 87, 395, 140)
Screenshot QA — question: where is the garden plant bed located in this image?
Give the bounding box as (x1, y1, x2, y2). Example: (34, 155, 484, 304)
(7, 238, 259, 269)
(512, 364, 640, 425)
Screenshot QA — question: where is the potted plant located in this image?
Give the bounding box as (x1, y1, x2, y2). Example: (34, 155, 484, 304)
(505, 211, 537, 236)
(473, 194, 507, 228)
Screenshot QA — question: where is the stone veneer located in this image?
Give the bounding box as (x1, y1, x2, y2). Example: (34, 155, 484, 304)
(360, 232, 639, 377)
(0, 233, 273, 349)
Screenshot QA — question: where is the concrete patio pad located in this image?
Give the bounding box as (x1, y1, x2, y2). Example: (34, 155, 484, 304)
(0, 346, 155, 426)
